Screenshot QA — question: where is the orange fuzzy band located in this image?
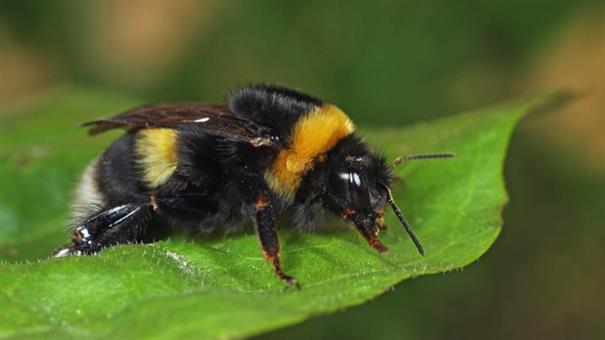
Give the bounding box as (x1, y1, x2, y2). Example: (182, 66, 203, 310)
(265, 104, 355, 199)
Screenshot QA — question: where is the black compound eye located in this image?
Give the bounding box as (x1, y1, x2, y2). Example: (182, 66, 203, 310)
(333, 171, 372, 210)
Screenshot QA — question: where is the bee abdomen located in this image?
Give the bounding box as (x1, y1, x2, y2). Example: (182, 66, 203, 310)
(71, 158, 105, 224)
(135, 128, 179, 188)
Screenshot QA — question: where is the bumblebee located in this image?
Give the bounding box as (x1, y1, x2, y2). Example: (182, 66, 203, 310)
(55, 84, 453, 286)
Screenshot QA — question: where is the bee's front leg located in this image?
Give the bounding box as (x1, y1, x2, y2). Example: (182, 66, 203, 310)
(253, 194, 299, 287)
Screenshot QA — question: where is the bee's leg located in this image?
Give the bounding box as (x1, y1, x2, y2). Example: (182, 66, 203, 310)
(151, 193, 217, 220)
(253, 194, 299, 287)
(54, 203, 152, 257)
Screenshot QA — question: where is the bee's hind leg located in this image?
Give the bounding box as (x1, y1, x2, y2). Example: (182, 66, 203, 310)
(54, 203, 153, 257)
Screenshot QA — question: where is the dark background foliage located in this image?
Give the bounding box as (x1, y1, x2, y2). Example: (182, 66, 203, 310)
(0, 1, 603, 338)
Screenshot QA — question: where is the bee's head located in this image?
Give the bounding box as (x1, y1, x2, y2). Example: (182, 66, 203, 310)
(322, 135, 427, 255)
(322, 138, 393, 252)
(327, 155, 387, 249)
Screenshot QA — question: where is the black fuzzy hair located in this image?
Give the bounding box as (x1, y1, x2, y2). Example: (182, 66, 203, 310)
(227, 84, 323, 137)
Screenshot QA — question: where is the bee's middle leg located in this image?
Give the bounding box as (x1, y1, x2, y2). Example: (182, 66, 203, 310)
(253, 194, 299, 287)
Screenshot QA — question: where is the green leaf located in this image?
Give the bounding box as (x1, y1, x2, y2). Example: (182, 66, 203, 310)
(0, 88, 566, 339)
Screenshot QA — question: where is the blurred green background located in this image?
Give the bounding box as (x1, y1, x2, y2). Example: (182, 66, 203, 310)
(1, 0, 604, 338)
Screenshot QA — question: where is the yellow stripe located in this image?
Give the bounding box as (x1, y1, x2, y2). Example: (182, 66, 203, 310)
(135, 128, 178, 188)
(266, 104, 355, 198)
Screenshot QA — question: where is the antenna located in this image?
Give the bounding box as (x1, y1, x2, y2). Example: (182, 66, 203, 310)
(389, 152, 455, 171)
(379, 184, 424, 256)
